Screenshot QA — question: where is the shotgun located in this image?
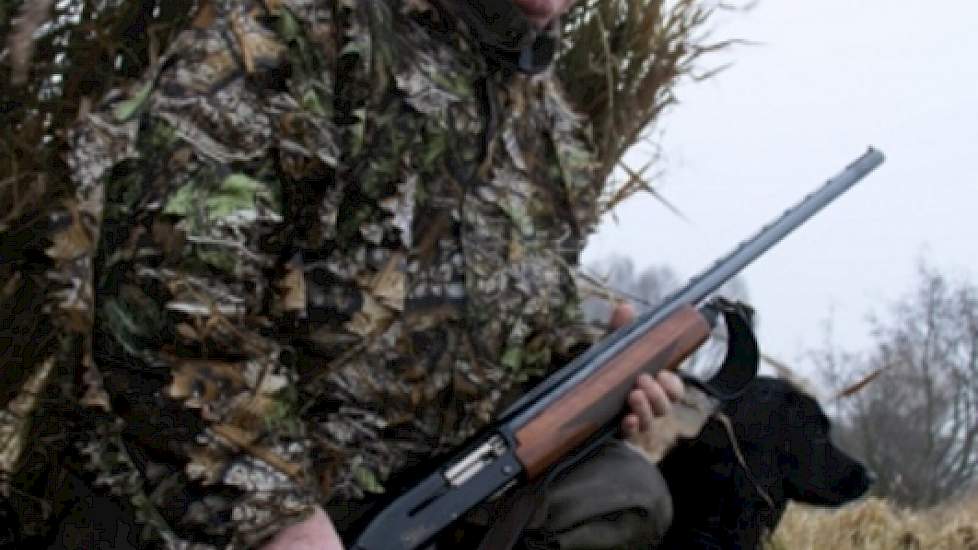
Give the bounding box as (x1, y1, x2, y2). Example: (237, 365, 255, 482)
(349, 148, 886, 550)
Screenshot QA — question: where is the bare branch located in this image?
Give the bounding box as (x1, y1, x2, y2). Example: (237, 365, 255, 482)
(817, 264, 978, 507)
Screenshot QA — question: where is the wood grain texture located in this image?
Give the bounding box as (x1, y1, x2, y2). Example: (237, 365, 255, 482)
(514, 306, 710, 478)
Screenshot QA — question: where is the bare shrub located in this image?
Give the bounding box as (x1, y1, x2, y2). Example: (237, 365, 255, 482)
(816, 264, 978, 508)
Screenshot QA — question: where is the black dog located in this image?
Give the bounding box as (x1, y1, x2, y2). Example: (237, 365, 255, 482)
(658, 376, 873, 549)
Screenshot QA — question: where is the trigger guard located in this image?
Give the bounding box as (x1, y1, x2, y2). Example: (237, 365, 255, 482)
(686, 299, 760, 401)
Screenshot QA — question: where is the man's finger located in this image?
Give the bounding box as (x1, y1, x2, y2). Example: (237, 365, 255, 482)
(655, 371, 685, 402)
(638, 374, 672, 417)
(609, 302, 637, 330)
(622, 413, 640, 438)
(628, 388, 653, 432)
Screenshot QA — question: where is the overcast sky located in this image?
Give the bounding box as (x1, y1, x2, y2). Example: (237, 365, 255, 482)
(582, 0, 978, 377)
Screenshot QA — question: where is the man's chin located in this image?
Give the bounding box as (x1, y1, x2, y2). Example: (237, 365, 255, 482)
(511, 0, 564, 27)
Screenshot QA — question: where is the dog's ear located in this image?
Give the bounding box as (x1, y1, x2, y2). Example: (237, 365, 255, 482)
(783, 391, 826, 431)
(727, 382, 784, 444)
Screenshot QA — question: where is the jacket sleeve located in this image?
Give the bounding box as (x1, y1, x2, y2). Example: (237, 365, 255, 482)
(59, 1, 347, 547)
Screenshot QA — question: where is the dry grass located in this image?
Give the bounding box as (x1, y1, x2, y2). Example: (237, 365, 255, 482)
(767, 495, 978, 550)
(559, 0, 745, 211)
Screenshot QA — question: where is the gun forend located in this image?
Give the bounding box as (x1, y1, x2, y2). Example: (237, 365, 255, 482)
(513, 305, 711, 478)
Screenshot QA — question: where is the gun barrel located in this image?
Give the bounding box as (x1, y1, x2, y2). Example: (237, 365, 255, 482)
(506, 147, 885, 427)
(671, 147, 884, 306)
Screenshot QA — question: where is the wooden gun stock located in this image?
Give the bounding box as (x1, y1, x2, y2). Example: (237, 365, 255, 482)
(514, 305, 711, 478)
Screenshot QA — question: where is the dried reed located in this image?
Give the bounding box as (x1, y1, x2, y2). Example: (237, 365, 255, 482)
(559, 0, 743, 211)
(767, 496, 978, 550)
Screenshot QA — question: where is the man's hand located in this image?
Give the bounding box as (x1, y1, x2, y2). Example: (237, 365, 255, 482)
(622, 370, 685, 439)
(607, 302, 686, 439)
(261, 507, 343, 550)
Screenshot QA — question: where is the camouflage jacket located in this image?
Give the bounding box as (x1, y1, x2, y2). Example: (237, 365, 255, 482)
(6, 0, 603, 547)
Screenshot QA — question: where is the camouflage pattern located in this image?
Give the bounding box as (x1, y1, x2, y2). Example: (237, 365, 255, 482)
(10, 0, 603, 547)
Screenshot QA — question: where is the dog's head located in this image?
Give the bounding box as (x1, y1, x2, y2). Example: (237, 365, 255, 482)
(725, 376, 874, 506)
(659, 376, 874, 549)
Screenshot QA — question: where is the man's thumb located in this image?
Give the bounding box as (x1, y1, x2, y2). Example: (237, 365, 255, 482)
(608, 302, 637, 330)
